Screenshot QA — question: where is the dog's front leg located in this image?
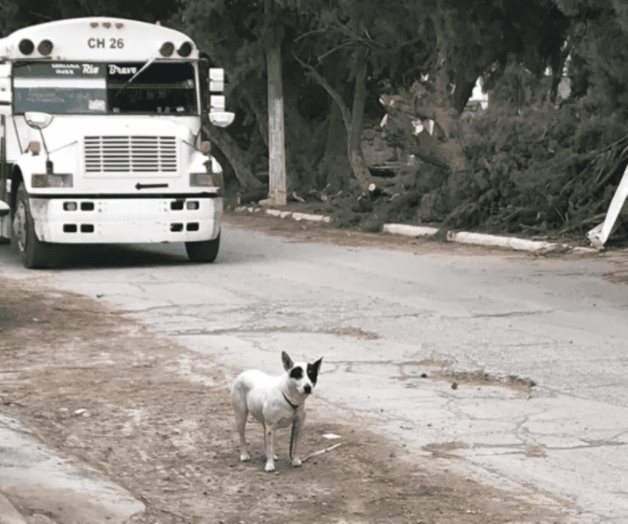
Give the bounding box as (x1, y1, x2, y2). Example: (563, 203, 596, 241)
(290, 413, 305, 467)
(264, 424, 276, 472)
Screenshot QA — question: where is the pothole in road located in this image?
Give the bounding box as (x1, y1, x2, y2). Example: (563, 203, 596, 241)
(603, 269, 628, 285)
(399, 359, 536, 395)
(422, 440, 471, 457)
(326, 326, 379, 340)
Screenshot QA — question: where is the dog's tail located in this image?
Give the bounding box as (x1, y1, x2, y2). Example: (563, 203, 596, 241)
(231, 378, 248, 428)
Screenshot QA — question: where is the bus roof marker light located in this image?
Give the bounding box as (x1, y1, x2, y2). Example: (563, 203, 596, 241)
(90, 22, 99, 28)
(159, 42, 174, 57)
(103, 22, 111, 29)
(18, 39, 34, 55)
(37, 39, 53, 56)
(177, 42, 193, 57)
(115, 23, 124, 29)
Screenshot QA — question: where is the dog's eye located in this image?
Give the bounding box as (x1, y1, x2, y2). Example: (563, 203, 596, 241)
(290, 367, 303, 380)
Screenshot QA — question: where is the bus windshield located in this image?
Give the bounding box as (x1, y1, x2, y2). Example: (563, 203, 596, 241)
(13, 61, 197, 115)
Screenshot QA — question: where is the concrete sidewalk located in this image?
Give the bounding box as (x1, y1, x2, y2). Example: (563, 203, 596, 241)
(0, 415, 143, 524)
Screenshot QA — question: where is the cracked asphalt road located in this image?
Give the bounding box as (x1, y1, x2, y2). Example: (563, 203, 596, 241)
(2, 213, 628, 522)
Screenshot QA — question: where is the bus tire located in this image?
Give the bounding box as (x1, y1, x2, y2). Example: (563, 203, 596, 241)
(185, 234, 220, 263)
(11, 183, 53, 269)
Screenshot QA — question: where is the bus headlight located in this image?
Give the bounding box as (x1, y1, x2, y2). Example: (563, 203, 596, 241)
(31, 174, 73, 188)
(190, 173, 214, 187)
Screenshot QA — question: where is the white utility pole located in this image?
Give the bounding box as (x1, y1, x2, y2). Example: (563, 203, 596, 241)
(265, 1, 287, 206)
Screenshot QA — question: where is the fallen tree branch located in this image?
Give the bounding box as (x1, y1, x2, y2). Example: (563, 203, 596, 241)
(302, 443, 343, 463)
(237, 188, 267, 205)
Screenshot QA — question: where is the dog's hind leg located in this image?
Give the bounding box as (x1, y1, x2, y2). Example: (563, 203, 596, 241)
(235, 414, 250, 462)
(232, 391, 250, 462)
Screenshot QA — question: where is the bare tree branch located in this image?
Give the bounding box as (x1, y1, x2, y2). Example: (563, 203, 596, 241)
(292, 52, 351, 134)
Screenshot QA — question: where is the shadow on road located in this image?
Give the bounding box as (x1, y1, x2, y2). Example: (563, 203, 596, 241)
(0, 243, 191, 271)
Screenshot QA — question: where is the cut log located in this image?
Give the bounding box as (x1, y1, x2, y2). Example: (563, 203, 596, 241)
(289, 192, 305, 203)
(368, 183, 390, 200)
(236, 188, 268, 205)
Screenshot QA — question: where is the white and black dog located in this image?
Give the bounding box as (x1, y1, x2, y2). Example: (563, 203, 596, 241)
(231, 351, 323, 472)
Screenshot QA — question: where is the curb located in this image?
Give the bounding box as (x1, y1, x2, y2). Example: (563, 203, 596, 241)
(0, 491, 27, 524)
(235, 206, 332, 224)
(446, 230, 561, 252)
(233, 207, 597, 254)
(382, 223, 440, 238)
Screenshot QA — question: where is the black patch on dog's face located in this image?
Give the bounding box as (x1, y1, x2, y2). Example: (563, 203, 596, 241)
(307, 358, 323, 385)
(290, 366, 304, 380)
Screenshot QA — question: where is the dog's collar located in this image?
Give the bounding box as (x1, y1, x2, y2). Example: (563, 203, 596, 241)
(282, 392, 299, 410)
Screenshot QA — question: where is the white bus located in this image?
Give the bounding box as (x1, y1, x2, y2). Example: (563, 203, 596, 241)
(0, 17, 234, 268)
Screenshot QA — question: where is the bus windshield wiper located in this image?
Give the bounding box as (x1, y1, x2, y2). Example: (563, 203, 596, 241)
(113, 57, 157, 96)
(127, 57, 157, 84)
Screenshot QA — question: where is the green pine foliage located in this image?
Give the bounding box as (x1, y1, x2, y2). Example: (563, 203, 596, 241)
(449, 102, 627, 234)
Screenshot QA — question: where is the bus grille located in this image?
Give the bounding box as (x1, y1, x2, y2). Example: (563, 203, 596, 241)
(84, 136, 178, 173)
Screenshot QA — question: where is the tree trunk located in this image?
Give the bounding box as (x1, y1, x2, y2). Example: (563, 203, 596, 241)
(346, 50, 372, 191)
(266, 27, 287, 206)
(320, 102, 351, 191)
(293, 51, 373, 193)
(243, 89, 269, 148)
(282, 82, 322, 192)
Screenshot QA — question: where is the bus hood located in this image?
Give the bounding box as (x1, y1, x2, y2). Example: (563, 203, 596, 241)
(16, 114, 201, 153)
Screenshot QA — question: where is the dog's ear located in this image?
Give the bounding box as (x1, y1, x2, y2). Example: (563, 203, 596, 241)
(281, 351, 294, 371)
(307, 357, 323, 384)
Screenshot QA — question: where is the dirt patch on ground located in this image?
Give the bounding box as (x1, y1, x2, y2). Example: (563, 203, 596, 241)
(1, 279, 565, 523)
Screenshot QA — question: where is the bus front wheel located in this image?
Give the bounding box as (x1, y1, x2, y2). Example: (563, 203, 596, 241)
(12, 184, 53, 269)
(185, 234, 220, 263)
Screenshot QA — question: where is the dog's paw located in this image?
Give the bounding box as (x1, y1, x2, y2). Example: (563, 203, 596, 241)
(264, 462, 275, 472)
(291, 457, 302, 468)
(239, 452, 250, 462)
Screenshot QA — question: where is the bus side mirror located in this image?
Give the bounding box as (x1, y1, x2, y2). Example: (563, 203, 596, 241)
(208, 92, 234, 128)
(209, 68, 224, 92)
(207, 69, 233, 127)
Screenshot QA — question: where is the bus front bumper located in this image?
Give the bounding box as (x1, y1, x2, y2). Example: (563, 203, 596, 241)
(29, 195, 222, 244)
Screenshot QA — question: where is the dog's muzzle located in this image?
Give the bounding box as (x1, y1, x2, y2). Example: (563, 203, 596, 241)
(304, 384, 312, 394)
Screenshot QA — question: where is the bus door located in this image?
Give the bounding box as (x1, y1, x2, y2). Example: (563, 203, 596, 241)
(0, 63, 11, 236)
